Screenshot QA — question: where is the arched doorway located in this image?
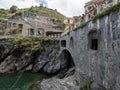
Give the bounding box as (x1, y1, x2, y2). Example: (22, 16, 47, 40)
(60, 49, 75, 69)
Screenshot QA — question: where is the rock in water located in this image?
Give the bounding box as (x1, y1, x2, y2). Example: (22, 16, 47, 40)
(34, 75, 79, 90)
(43, 59, 68, 74)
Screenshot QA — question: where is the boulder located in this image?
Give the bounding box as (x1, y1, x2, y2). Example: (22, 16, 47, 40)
(33, 56, 49, 72)
(43, 59, 68, 74)
(33, 75, 79, 90)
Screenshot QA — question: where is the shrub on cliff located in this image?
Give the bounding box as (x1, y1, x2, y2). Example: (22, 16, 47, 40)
(10, 37, 54, 52)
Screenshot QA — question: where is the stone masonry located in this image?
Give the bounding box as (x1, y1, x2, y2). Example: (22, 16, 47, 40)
(60, 9, 120, 90)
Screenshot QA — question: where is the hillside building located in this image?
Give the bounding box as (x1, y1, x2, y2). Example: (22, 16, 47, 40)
(85, 0, 120, 21)
(6, 11, 63, 38)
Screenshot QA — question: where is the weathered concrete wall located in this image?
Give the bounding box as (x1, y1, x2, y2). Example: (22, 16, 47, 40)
(60, 10, 120, 90)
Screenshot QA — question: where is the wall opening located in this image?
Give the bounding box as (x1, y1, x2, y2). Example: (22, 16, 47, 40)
(18, 24, 23, 29)
(60, 49, 75, 69)
(61, 40, 66, 47)
(29, 28, 34, 35)
(37, 28, 44, 36)
(91, 39, 98, 50)
(13, 23, 17, 27)
(88, 31, 99, 50)
(70, 37, 74, 48)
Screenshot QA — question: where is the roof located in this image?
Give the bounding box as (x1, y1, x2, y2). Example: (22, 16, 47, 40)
(85, 0, 106, 7)
(85, 0, 94, 7)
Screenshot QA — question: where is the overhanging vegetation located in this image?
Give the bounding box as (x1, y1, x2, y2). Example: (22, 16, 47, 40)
(73, 2, 120, 31)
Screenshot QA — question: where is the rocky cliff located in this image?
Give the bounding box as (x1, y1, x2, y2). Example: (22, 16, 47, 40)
(0, 37, 71, 74)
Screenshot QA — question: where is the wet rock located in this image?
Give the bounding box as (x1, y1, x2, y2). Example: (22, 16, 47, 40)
(65, 67, 75, 77)
(33, 56, 49, 72)
(0, 44, 15, 63)
(90, 82, 107, 90)
(34, 75, 79, 90)
(43, 59, 68, 74)
(0, 50, 31, 73)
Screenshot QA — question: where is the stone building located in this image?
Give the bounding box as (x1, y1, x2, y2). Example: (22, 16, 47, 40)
(72, 16, 81, 29)
(64, 17, 74, 31)
(60, 9, 120, 90)
(62, 0, 120, 37)
(6, 11, 63, 38)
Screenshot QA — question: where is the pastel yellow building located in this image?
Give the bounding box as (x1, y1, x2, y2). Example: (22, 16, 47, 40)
(61, 17, 74, 36)
(64, 18, 74, 31)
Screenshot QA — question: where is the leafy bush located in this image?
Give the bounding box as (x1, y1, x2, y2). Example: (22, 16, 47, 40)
(10, 37, 54, 52)
(80, 80, 93, 90)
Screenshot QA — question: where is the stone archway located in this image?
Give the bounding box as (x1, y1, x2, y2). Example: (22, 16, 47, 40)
(60, 49, 75, 69)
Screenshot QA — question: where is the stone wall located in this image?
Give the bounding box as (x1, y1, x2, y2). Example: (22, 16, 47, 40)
(6, 18, 63, 37)
(60, 10, 120, 90)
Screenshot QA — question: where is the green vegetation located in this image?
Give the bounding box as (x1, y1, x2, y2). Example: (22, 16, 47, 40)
(10, 37, 54, 52)
(10, 28, 22, 34)
(0, 5, 65, 23)
(0, 5, 65, 31)
(27, 6, 65, 23)
(0, 72, 48, 90)
(0, 20, 5, 34)
(73, 3, 120, 31)
(80, 80, 92, 90)
(106, 88, 112, 90)
(0, 9, 10, 18)
(93, 2, 120, 21)
(74, 22, 88, 31)
(57, 73, 66, 79)
(9, 5, 18, 13)
(75, 80, 80, 86)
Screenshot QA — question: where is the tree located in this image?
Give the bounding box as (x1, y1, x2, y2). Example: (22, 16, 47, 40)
(39, 3, 43, 8)
(9, 5, 18, 13)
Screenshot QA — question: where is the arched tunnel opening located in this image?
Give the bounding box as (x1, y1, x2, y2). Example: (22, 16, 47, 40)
(57, 49, 75, 78)
(60, 49, 75, 69)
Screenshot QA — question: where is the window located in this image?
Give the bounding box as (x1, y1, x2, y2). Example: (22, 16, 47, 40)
(29, 28, 34, 35)
(67, 19, 70, 23)
(88, 31, 99, 50)
(61, 40, 66, 47)
(37, 28, 44, 36)
(91, 39, 98, 50)
(8, 22, 12, 28)
(108, 0, 113, 3)
(70, 37, 74, 48)
(13, 23, 16, 27)
(18, 24, 23, 29)
(88, 6, 93, 10)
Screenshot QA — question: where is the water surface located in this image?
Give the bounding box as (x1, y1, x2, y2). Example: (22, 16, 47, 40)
(0, 72, 48, 90)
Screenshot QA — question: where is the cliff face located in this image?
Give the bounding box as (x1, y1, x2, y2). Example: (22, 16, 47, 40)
(0, 38, 69, 74)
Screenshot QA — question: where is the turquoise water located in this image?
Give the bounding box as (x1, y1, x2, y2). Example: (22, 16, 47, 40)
(0, 72, 48, 90)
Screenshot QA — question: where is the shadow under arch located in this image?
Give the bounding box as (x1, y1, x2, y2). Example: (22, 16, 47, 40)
(60, 49, 75, 69)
